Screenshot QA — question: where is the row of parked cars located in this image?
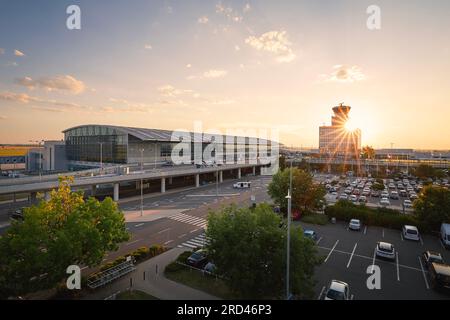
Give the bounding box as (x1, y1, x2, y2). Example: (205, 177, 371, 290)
(186, 249, 216, 274)
(314, 221, 450, 299)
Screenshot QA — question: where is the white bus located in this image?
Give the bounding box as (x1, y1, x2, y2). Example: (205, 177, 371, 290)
(233, 181, 251, 189)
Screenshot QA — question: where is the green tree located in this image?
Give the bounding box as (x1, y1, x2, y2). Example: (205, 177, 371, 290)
(371, 182, 385, 191)
(206, 204, 321, 299)
(414, 185, 450, 230)
(268, 168, 326, 214)
(361, 145, 376, 160)
(0, 177, 130, 298)
(414, 164, 438, 180)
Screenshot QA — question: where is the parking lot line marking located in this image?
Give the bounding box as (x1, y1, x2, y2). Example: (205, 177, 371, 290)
(318, 286, 326, 300)
(324, 240, 339, 263)
(363, 226, 367, 235)
(347, 243, 358, 268)
(420, 236, 424, 246)
(396, 252, 400, 281)
(382, 229, 385, 238)
(400, 232, 404, 241)
(418, 256, 430, 289)
(316, 237, 323, 245)
(134, 223, 144, 228)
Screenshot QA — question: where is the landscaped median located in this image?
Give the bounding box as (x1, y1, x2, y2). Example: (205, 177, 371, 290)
(164, 250, 234, 299)
(325, 200, 425, 231)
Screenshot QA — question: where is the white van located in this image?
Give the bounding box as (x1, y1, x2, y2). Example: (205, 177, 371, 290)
(233, 181, 251, 189)
(441, 223, 450, 249)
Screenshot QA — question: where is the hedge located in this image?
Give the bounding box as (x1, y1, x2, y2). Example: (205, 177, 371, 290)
(325, 201, 427, 232)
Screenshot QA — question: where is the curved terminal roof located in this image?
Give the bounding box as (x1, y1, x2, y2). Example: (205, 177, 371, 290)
(63, 124, 274, 145)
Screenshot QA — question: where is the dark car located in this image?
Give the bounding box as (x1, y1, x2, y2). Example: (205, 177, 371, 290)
(422, 251, 444, 268)
(429, 262, 450, 291)
(162, 161, 174, 167)
(304, 230, 318, 241)
(187, 249, 208, 268)
(9, 208, 24, 221)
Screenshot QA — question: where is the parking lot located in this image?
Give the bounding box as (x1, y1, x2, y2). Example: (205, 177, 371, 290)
(296, 221, 450, 300)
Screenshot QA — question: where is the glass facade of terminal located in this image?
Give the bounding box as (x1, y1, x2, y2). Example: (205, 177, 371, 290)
(65, 126, 128, 164)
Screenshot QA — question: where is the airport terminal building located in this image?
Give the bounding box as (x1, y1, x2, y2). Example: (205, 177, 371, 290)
(63, 124, 276, 170)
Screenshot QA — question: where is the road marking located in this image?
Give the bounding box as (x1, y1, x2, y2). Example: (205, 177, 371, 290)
(420, 236, 424, 246)
(382, 229, 385, 238)
(81, 266, 88, 271)
(126, 239, 142, 246)
(400, 232, 404, 241)
(347, 243, 358, 268)
(178, 233, 187, 239)
(324, 240, 339, 263)
(363, 226, 367, 235)
(318, 286, 326, 300)
(371, 248, 377, 273)
(316, 237, 323, 245)
(134, 223, 144, 228)
(157, 228, 171, 234)
(396, 252, 400, 281)
(164, 240, 174, 245)
(190, 228, 199, 233)
(418, 256, 430, 289)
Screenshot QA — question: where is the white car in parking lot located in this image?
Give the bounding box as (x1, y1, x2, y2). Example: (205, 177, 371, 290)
(324, 280, 350, 300)
(380, 197, 391, 206)
(349, 219, 362, 231)
(403, 199, 413, 208)
(402, 225, 420, 241)
(339, 194, 348, 200)
(375, 242, 396, 260)
(349, 195, 358, 202)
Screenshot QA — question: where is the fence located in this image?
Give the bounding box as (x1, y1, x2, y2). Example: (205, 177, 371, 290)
(87, 259, 136, 289)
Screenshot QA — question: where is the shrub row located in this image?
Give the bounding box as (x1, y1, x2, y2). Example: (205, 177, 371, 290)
(325, 201, 427, 232)
(300, 214, 329, 225)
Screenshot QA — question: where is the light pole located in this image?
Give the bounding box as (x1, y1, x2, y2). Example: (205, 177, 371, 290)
(99, 142, 103, 174)
(285, 160, 293, 300)
(140, 148, 144, 217)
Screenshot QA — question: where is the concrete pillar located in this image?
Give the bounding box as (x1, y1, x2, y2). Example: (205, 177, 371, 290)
(169, 177, 173, 185)
(113, 183, 120, 201)
(195, 174, 200, 188)
(252, 166, 256, 176)
(30, 192, 37, 203)
(219, 171, 223, 183)
(237, 168, 241, 179)
(91, 185, 97, 197)
(161, 177, 166, 193)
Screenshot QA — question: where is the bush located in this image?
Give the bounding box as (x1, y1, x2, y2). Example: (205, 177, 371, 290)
(325, 201, 426, 232)
(177, 250, 194, 263)
(165, 261, 186, 273)
(301, 214, 329, 225)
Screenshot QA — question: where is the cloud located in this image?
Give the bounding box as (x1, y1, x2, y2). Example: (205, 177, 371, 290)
(320, 65, 366, 83)
(203, 69, 227, 78)
(186, 64, 192, 68)
(15, 75, 86, 94)
(4, 61, 18, 67)
(157, 85, 195, 97)
(14, 49, 25, 57)
(144, 44, 153, 50)
(198, 16, 209, 24)
(108, 98, 152, 112)
(234, 45, 240, 51)
(0, 115, 7, 120)
(245, 31, 296, 63)
(216, 2, 243, 22)
(243, 3, 251, 13)
(211, 99, 235, 105)
(0, 48, 4, 55)
(0, 91, 90, 112)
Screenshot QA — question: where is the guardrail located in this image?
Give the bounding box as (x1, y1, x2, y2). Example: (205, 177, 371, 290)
(87, 259, 136, 289)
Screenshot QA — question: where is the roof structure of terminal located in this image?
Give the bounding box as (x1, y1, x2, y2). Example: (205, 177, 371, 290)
(63, 124, 274, 145)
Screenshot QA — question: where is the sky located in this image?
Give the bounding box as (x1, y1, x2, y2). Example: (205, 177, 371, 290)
(0, 0, 450, 150)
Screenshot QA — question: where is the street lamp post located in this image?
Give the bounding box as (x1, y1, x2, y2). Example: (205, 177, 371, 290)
(99, 142, 103, 174)
(285, 160, 293, 300)
(140, 148, 144, 217)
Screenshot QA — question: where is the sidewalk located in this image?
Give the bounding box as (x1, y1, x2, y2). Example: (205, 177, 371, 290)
(84, 247, 220, 300)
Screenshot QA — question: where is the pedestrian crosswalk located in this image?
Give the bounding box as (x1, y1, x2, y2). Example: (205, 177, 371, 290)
(178, 233, 210, 249)
(168, 212, 208, 229)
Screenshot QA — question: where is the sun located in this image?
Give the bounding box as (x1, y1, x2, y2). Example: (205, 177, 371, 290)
(345, 117, 358, 132)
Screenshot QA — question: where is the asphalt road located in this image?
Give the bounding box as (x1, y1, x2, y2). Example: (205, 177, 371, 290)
(296, 221, 450, 300)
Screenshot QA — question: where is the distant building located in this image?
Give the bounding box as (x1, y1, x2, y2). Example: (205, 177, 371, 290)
(26, 141, 66, 172)
(319, 104, 361, 158)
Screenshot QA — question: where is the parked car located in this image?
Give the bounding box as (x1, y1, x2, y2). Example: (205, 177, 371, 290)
(187, 249, 208, 268)
(403, 199, 413, 209)
(358, 196, 367, 204)
(203, 262, 216, 274)
(162, 160, 174, 167)
(390, 191, 399, 200)
(422, 251, 444, 268)
(9, 208, 24, 221)
(348, 219, 361, 231)
(375, 242, 396, 260)
(304, 230, 318, 241)
(349, 195, 358, 202)
(429, 262, 450, 291)
(324, 280, 350, 300)
(402, 225, 420, 241)
(339, 194, 348, 200)
(380, 197, 390, 207)
(371, 190, 380, 197)
(441, 223, 450, 249)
